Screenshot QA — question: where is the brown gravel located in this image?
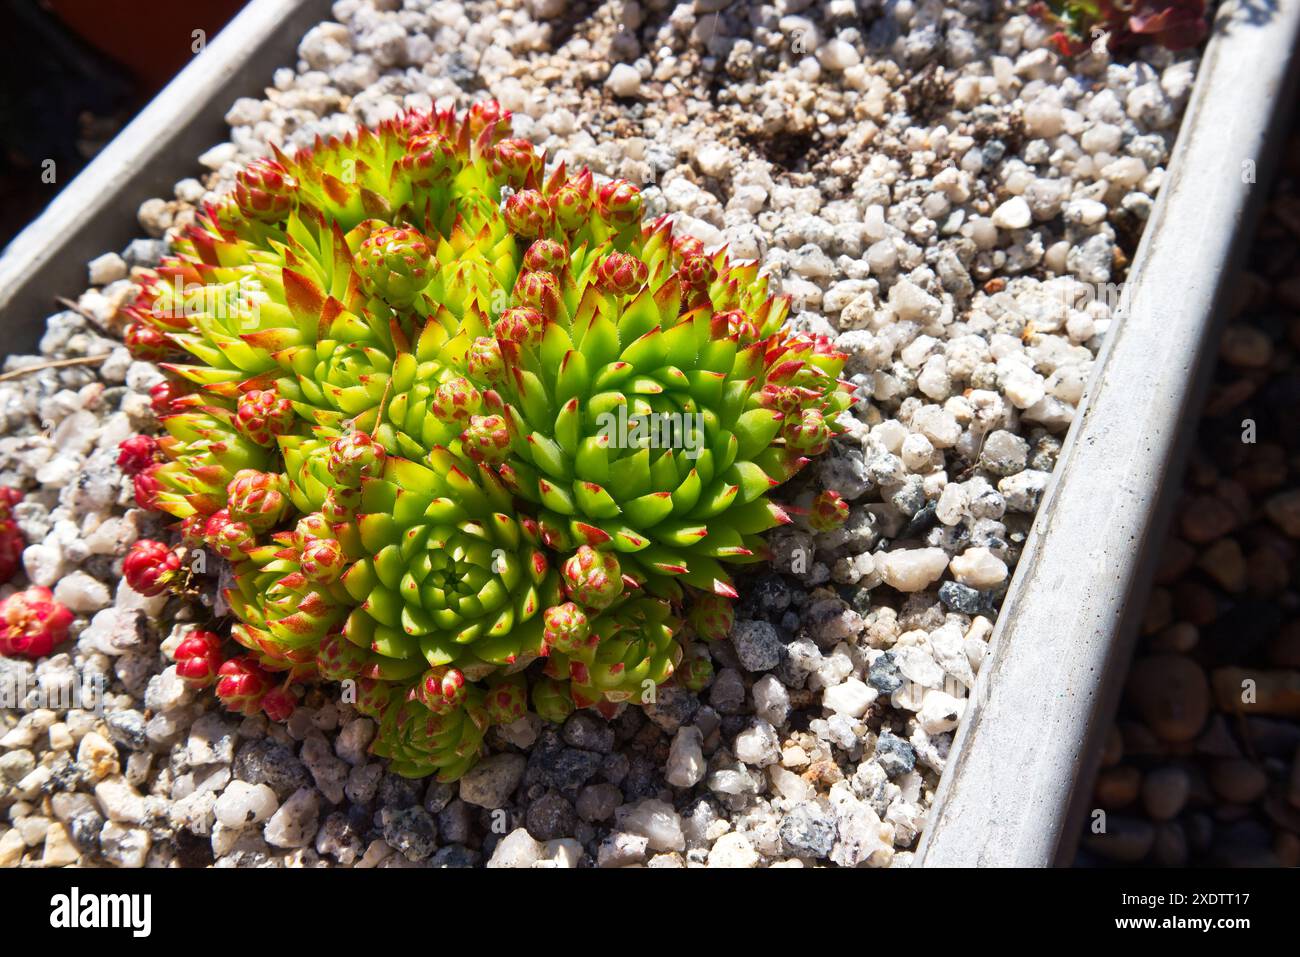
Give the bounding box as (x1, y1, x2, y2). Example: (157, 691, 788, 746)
(1077, 114, 1300, 869)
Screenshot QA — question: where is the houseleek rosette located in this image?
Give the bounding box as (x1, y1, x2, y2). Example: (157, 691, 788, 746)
(337, 448, 561, 679)
(541, 596, 682, 709)
(486, 219, 853, 599)
(114, 102, 852, 780)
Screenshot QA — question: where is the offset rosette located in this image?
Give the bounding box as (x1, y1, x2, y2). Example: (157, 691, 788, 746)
(371, 689, 491, 781)
(152, 397, 274, 519)
(485, 222, 846, 598)
(686, 591, 734, 641)
(543, 597, 682, 708)
(227, 469, 291, 532)
(315, 631, 371, 681)
(234, 158, 298, 223)
(224, 531, 354, 663)
(235, 390, 296, 447)
(530, 676, 575, 723)
(808, 489, 850, 531)
(339, 450, 561, 678)
(482, 673, 528, 725)
(677, 651, 714, 692)
(355, 225, 435, 307)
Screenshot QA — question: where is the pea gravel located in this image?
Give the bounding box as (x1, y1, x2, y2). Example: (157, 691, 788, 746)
(0, 0, 1201, 868)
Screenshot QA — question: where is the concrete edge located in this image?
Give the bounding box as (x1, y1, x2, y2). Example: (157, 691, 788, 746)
(0, 0, 332, 352)
(915, 0, 1300, 867)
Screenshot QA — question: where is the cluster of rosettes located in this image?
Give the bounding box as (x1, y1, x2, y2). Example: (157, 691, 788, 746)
(1027, 0, 1208, 56)
(115, 102, 852, 781)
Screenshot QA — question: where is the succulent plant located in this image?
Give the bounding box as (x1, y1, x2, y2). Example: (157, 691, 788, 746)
(117, 435, 161, 476)
(677, 651, 714, 692)
(123, 103, 850, 779)
(0, 488, 25, 585)
(686, 591, 734, 642)
(1028, 0, 1208, 55)
(0, 586, 73, 660)
(124, 539, 183, 597)
(488, 219, 852, 600)
(215, 656, 272, 716)
(808, 489, 849, 532)
(174, 630, 225, 687)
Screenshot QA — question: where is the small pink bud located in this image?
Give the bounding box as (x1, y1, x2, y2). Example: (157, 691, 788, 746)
(430, 376, 483, 426)
(596, 179, 642, 225)
(503, 190, 553, 238)
(117, 435, 160, 475)
(809, 490, 850, 532)
(123, 539, 182, 597)
(132, 465, 164, 511)
(125, 322, 172, 361)
(595, 253, 649, 296)
(562, 546, 623, 611)
(512, 270, 561, 320)
(235, 390, 296, 447)
(495, 307, 547, 348)
(174, 630, 224, 687)
(461, 414, 511, 464)
(215, 656, 271, 716)
(522, 238, 569, 274)
(468, 336, 507, 385)
(261, 686, 299, 722)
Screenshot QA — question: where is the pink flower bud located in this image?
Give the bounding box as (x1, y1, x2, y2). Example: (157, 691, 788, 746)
(261, 685, 299, 722)
(413, 666, 467, 715)
(522, 238, 569, 274)
(468, 336, 507, 385)
(809, 490, 850, 532)
(300, 537, 346, 584)
(226, 469, 290, 533)
(495, 307, 548, 348)
(461, 414, 511, 464)
(503, 190, 553, 238)
(117, 435, 160, 476)
(174, 630, 224, 687)
(687, 593, 734, 642)
(490, 138, 541, 186)
(327, 433, 386, 487)
(235, 390, 296, 447)
(784, 408, 831, 456)
(149, 379, 193, 415)
(512, 270, 561, 320)
(125, 322, 172, 361)
(216, 656, 271, 716)
(123, 539, 181, 597)
(595, 253, 649, 296)
(234, 158, 297, 223)
(132, 465, 164, 511)
(596, 179, 642, 225)
(542, 602, 593, 656)
(562, 546, 623, 611)
(430, 376, 483, 426)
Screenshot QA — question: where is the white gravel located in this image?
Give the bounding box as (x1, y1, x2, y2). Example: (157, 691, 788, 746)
(0, 0, 1202, 868)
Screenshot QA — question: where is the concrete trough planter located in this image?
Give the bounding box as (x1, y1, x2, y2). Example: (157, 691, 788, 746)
(0, 0, 332, 352)
(916, 0, 1300, 867)
(1, 0, 1296, 867)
